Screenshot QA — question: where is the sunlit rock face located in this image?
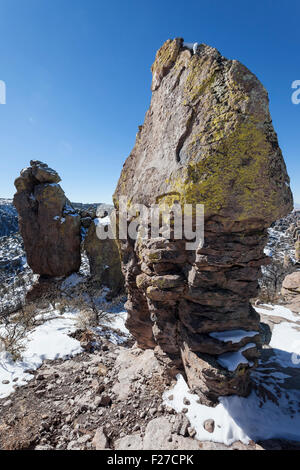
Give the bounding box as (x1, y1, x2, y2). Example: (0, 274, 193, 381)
(14, 160, 81, 277)
(114, 38, 293, 404)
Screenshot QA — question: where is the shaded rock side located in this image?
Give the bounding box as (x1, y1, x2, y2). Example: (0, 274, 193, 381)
(84, 216, 124, 295)
(13, 160, 81, 277)
(113, 39, 293, 404)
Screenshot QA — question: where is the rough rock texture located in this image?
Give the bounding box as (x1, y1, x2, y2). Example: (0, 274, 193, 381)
(293, 223, 300, 262)
(113, 39, 293, 404)
(84, 216, 124, 295)
(296, 241, 300, 263)
(13, 160, 81, 277)
(282, 271, 300, 296)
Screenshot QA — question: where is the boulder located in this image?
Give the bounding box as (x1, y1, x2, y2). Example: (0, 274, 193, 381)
(113, 39, 293, 404)
(282, 271, 300, 295)
(14, 161, 81, 277)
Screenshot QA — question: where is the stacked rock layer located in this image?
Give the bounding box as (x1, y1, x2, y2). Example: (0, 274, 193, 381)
(113, 39, 293, 404)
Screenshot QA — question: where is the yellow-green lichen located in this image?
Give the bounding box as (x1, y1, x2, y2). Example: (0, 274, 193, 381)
(183, 55, 219, 104)
(151, 38, 181, 78)
(168, 118, 280, 222)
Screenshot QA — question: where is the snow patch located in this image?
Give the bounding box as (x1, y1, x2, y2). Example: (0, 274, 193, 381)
(164, 304, 300, 444)
(60, 273, 84, 291)
(209, 329, 258, 344)
(217, 343, 255, 371)
(0, 311, 82, 399)
(255, 304, 299, 322)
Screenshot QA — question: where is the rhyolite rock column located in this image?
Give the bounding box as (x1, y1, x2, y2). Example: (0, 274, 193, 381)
(14, 160, 81, 277)
(113, 39, 293, 404)
(84, 214, 124, 296)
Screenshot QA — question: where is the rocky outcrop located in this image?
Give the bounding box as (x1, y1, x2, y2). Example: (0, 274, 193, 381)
(113, 39, 293, 404)
(84, 215, 124, 295)
(13, 161, 81, 277)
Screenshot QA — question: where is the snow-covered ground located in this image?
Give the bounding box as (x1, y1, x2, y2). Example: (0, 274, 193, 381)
(0, 299, 129, 400)
(164, 304, 300, 445)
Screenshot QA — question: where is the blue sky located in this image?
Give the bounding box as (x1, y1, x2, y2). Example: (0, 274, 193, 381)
(0, 0, 299, 204)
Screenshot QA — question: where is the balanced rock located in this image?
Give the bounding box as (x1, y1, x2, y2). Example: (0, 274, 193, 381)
(113, 39, 293, 404)
(14, 161, 81, 277)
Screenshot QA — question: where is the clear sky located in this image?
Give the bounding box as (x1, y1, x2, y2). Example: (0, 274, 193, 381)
(0, 0, 299, 204)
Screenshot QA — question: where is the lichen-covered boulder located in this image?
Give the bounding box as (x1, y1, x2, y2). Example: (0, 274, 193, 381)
(84, 215, 124, 295)
(14, 161, 81, 277)
(113, 39, 293, 404)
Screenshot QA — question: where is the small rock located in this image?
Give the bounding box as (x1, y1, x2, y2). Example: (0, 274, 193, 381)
(95, 384, 105, 394)
(92, 427, 109, 450)
(3, 400, 12, 407)
(94, 396, 102, 408)
(204, 419, 215, 433)
(183, 397, 190, 406)
(97, 364, 108, 376)
(77, 434, 91, 444)
(99, 394, 112, 407)
(188, 427, 196, 438)
(2, 380, 9, 385)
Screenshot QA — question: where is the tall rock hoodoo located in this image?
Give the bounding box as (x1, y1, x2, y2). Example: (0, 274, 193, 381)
(14, 160, 81, 277)
(113, 39, 293, 404)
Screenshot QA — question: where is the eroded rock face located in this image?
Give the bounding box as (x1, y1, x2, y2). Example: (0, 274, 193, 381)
(14, 160, 81, 277)
(113, 39, 293, 404)
(84, 215, 124, 295)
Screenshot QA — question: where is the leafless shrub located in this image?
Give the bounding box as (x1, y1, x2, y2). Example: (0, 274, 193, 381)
(75, 309, 97, 330)
(0, 322, 27, 361)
